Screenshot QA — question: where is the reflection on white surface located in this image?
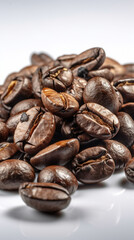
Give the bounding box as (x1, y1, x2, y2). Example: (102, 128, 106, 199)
(1, 171, 134, 240)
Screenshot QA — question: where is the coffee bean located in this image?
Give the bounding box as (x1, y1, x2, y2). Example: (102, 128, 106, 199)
(83, 77, 120, 113)
(38, 165, 78, 194)
(72, 146, 115, 184)
(30, 138, 80, 170)
(101, 57, 125, 77)
(0, 122, 9, 142)
(0, 142, 18, 161)
(114, 112, 134, 148)
(113, 78, 134, 103)
(123, 63, 134, 73)
(0, 159, 35, 190)
(76, 103, 120, 139)
(100, 140, 132, 170)
(6, 112, 22, 135)
(19, 182, 71, 212)
(121, 102, 134, 120)
(31, 52, 54, 66)
(41, 88, 79, 118)
(125, 158, 134, 183)
(57, 54, 77, 68)
(14, 107, 55, 155)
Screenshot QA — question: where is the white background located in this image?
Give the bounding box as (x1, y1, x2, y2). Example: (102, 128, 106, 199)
(0, 1, 134, 239)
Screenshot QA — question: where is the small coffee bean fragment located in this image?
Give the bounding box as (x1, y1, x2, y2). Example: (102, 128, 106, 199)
(19, 182, 71, 212)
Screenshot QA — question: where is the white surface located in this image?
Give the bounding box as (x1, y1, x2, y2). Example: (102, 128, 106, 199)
(0, 172, 134, 240)
(0, 1, 134, 239)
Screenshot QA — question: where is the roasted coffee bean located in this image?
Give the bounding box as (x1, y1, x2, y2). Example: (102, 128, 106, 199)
(1, 76, 33, 107)
(76, 103, 120, 140)
(123, 63, 134, 73)
(31, 52, 54, 66)
(3, 72, 18, 91)
(114, 112, 134, 148)
(19, 182, 71, 212)
(70, 48, 105, 78)
(38, 165, 78, 194)
(14, 107, 55, 155)
(83, 77, 120, 113)
(121, 102, 134, 120)
(100, 140, 132, 170)
(113, 78, 134, 103)
(10, 99, 43, 116)
(30, 138, 80, 170)
(57, 54, 77, 68)
(19, 65, 38, 79)
(130, 145, 134, 157)
(33, 65, 73, 98)
(66, 77, 87, 103)
(101, 57, 125, 77)
(85, 68, 114, 82)
(41, 88, 79, 118)
(114, 87, 123, 110)
(0, 85, 5, 96)
(72, 146, 115, 184)
(0, 122, 9, 142)
(6, 112, 23, 135)
(0, 142, 18, 161)
(125, 158, 134, 183)
(0, 159, 35, 190)
(0, 99, 10, 122)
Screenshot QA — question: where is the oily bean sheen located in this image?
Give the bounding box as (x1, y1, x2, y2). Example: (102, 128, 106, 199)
(125, 158, 134, 183)
(100, 140, 132, 170)
(114, 112, 134, 148)
(0, 142, 18, 161)
(83, 77, 120, 113)
(19, 182, 71, 212)
(121, 102, 134, 120)
(41, 88, 79, 118)
(0, 159, 35, 190)
(10, 99, 43, 116)
(38, 165, 78, 195)
(14, 107, 55, 155)
(76, 103, 120, 139)
(72, 147, 115, 184)
(70, 48, 105, 79)
(1, 76, 32, 107)
(30, 138, 80, 170)
(113, 78, 134, 103)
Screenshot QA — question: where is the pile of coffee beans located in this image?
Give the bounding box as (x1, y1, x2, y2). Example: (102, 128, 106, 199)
(0, 47, 134, 213)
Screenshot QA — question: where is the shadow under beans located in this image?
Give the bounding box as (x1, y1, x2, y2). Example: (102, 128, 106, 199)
(114, 168, 123, 174)
(119, 177, 134, 190)
(0, 189, 18, 196)
(5, 205, 65, 223)
(78, 181, 107, 191)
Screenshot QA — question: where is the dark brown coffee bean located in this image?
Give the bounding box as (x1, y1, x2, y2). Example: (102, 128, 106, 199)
(114, 87, 123, 110)
(101, 57, 125, 77)
(1, 76, 33, 107)
(30, 138, 80, 170)
(72, 146, 115, 184)
(19, 182, 71, 212)
(10, 99, 43, 116)
(0, 122, 9, 142)
(76, 103, 120, 140)
(114, 112, 134, 148)
(19, 65, 38, 79)
(31, 53, 54, 66)
(66, 77, 87, 103)
(100, 140, 132, 170)
(113, 78, 134, 103)
(14, 107, 55, 155)
(0, 99, 10, 122)
(0, 159, 35, 190)
(83, 77, 120, 113)
(125, 158, 134, 183)
(0, 142, 18, 161)
(86, 68, 114, 82)
(41, 88, 79, 118)
(6, 112, 22, 135)
(38, 165, 78, 194)
(70, 48, 105, 79)
(123, 63, 134, 73)
(57, 54, 77, 68)
(121, 102, 134, 120)
(3, 72, 18, 91)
